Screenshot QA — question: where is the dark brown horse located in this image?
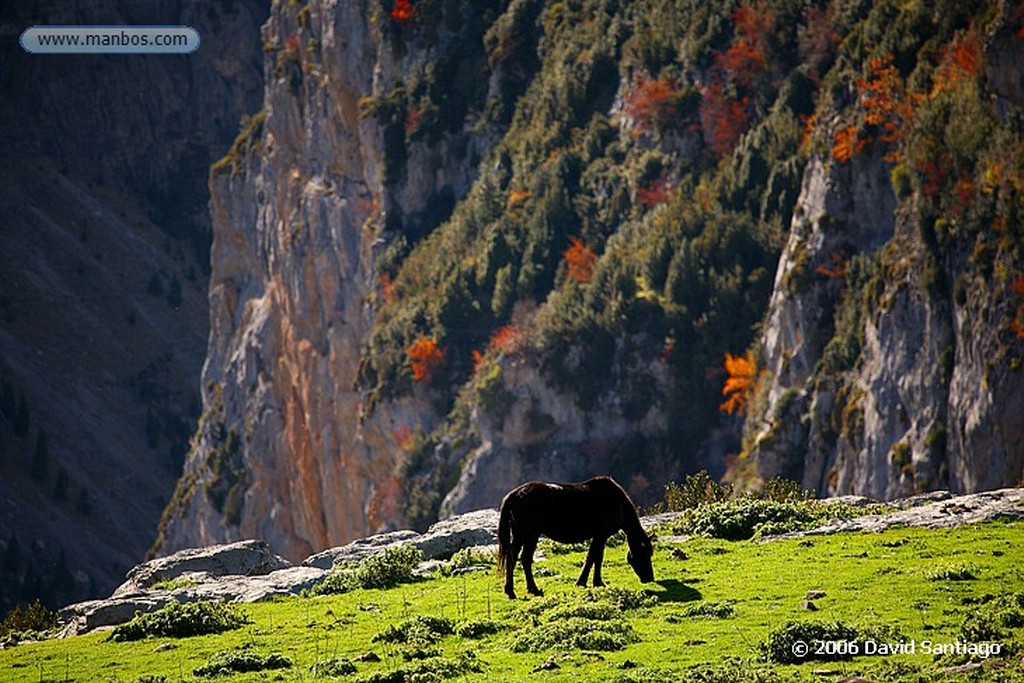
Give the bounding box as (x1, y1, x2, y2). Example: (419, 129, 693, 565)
(497, 476, 654, 599)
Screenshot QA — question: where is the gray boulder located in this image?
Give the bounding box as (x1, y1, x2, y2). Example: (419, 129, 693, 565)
(114, 539, 291, 596)
(412, 509, 500, 560)
(303, 530, 420, 569)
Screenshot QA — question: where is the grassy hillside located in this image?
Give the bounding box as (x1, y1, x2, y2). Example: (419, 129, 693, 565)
(4, 514, 1022, 681)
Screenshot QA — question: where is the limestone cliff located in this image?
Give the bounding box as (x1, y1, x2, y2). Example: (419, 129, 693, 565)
(157, 0, 504, 560)
(748, 3, 1024, 497)
(160, 0, 1024, 564)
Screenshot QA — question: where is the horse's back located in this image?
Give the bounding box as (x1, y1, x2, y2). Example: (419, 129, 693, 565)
(501, 477, 625, 543)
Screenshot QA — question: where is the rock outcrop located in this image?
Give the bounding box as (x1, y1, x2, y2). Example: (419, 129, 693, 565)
(61, 508, 500, 636)
(748, 6, 1024, 497)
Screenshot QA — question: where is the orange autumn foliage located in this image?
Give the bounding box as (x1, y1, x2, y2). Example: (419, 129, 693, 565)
(931, 30, 981, 96)
(506, 188, 532, 208)
(490, 324, 527, 355)
(720, 351, 758, 416)
(408, 336, 444, 382)
(699, 80, 750, 159)
(625, 77, 679, 132)
(716, 3, 774, 89)
(564, 237, 598, 284)
(391, 425, 415, 451)
(390, 0, 414, 23)
(832, 125, 868, 164)
(636, 178, 673, 208)
(379, 273, 395, 303)
(1012, 276, 1024, 339)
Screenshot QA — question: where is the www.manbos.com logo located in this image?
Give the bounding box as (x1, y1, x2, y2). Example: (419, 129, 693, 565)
(20, 26, 200, 54)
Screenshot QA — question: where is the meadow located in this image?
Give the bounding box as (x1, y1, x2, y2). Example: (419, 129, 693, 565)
(2, 515, 1022, 682)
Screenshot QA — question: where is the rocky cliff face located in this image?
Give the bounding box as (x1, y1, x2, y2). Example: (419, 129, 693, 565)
(160, 0, 1024, 564)
(748, 4, 1024, 497)
(0, 0, 267, 609)
(157, 0, 505, 561)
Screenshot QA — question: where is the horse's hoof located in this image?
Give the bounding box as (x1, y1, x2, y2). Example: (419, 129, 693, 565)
(528, 587, 544, 596)
(593, 580, 605, 587)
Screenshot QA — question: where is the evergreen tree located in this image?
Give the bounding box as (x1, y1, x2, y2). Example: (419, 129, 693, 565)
(30, 430, 49, 482)
(14, 393, 29, 438)
(53, 467, 69, 502)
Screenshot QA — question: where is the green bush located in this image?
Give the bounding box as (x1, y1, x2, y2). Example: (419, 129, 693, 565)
(108, 601, 248, 642)
(193, 649, 291, 677)
(511, 616, 638, 652)
(676, 601, 736, 619)
(663, 470, 733, 511)
(372, 615, 454, 646)
(454, 619, 503, 639)
(313, 544, 423, 595)
(0, 600, 56, 640)
(310, 657, 357, 677)
(925, 564, 977, 582)
(684, 499, 816, 541)
(759, 621, 860, 664)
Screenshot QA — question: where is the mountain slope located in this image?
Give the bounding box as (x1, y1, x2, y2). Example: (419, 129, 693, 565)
(160, 0, 1024, 561)
(0, 0, 268, 610)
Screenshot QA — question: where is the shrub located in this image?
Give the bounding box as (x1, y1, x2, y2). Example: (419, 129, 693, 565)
(677, 601, 737, 619)
(373, 615, 454, 646)
(685, 499, 816, 541)
(663, 470, 733, 511)
(759, 620, 860, 664)
(193, 650, 291, 677)
(0, 600, 56, 640)
(925, 564, 977, 582)
(310, 657, 357, 677)
(313, 544, 423, 595)
(454, 619, 503, 639)
(511, 616, 638, 652)
(108, 601, 248, 642)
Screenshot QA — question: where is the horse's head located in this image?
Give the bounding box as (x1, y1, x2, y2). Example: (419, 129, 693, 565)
(626, 532, 655, 583)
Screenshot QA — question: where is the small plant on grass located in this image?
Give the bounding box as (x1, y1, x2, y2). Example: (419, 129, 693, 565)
(677, 600, 737, 619)
(446, 546, 495, 572)
(454, 619, 503, 639)
(663, 470, 733, 511)
(373, 615, 454, 646)
(193, 649, 291, 677)
(925, 564, 977, 581)
(310, 657, 357, 677)
(108, 601, 248, 642)
(313, 544, 423, 595)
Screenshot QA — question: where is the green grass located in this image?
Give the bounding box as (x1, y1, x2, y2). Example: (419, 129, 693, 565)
(4, 521, 1023, 682)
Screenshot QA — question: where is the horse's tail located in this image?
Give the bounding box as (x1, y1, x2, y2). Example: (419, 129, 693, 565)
(496, 500, 512, 578)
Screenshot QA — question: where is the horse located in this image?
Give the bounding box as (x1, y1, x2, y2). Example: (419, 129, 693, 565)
(496, 475, 654, 599)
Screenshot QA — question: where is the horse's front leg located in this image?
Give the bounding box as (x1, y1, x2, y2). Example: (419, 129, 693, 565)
(521, 535, 543, 596)
(590, 538, 607, 587)
(577, 537, 606, 587)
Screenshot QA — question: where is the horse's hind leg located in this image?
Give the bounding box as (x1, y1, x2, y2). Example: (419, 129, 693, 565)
(505, 535, 523, 599)
(521, 535, 543, 596)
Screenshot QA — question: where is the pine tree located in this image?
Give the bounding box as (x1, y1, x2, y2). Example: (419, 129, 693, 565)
(30, 430, 49, 482)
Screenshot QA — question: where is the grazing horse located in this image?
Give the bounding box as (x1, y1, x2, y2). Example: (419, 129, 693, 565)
(497, 476, 654, 599)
